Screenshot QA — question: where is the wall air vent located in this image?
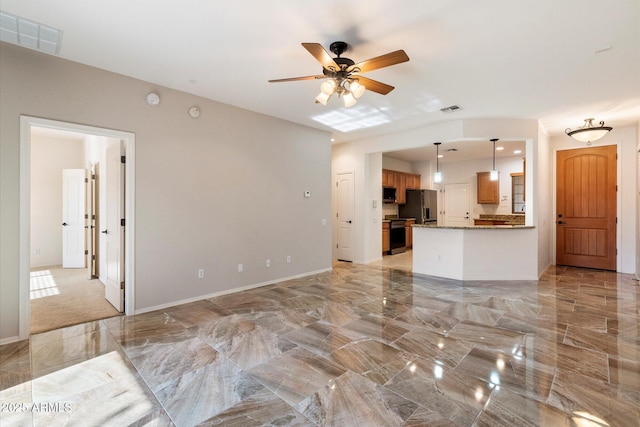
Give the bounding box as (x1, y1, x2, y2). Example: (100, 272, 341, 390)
(440, 105, 462, 113)
(0, 10, 62, 55)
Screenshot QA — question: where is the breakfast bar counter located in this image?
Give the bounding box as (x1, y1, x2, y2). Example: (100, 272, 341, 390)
(411, 224, 538, 280)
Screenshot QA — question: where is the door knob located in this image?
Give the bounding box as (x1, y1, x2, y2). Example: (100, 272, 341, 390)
(347, 220, 352, 223)
(557, 221, 564, 224)
(557, 214, 563, 218)
(62, 222, 68, 226)
(101, 229, 108, 234)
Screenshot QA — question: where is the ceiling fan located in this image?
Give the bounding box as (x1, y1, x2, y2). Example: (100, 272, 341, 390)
(268, 41, 409, 107)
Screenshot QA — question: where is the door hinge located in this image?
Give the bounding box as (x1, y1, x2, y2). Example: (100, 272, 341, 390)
(84, 214, 89, 219)
(120, 281, 125, 290)
(84, 250, 89, 255)
(92, 255, 96, 260)
(121, 155, 126, 164)
(121, 218, 126, 226)
(92, 174, 96, 180)
(336, 244, 339, 249)
(84, 177, 89, 183)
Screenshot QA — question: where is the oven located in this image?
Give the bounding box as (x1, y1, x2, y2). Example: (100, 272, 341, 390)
(388, 220, 406, 255)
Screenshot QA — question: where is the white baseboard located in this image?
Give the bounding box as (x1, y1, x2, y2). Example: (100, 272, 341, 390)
(0, 336, 22, 345)
(134, 268, 333, 315)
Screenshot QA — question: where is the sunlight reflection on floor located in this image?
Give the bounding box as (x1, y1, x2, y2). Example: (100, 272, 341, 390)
(30, 270, 60, 300)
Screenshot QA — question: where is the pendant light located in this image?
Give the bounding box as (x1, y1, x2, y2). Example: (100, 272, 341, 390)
(490, 138, 499, 181)
(433, 142, 442, 183)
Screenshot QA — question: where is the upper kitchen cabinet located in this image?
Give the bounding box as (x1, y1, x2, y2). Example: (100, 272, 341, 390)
(382, 169, 395, 187)
(382, 169, 421, 204)
(396, 173, 406, 204)
(406, 173, 421, 190)
(477, 171, 499, 204)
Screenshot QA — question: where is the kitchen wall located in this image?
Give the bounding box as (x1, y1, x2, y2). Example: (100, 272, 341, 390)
(332, 118, 548, 267)
(30, 135, 85, 268)
(381, 154, 525, 220)
(0, 42, 332, 342)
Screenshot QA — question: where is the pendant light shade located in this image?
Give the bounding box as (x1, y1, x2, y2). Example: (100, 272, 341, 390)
(434, 142, 442, 183)
(565, 118, 612, 143)
(490, 138, 499, 181)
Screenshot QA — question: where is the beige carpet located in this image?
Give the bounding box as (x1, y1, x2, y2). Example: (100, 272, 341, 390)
(30, 266, 121, 334)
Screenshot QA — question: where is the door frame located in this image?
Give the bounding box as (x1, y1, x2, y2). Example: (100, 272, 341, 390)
(552, 142, 622, 271)
(19, 116, 136, 340)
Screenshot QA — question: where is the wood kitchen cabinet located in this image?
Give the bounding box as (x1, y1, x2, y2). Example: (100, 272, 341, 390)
(405, 219, 415, 248)
(382, 169, 421, 204)
(477, 172, 499, 204)
(396, 173, 406, 204)
(382, 169, 395, 187)
(382, 222, 390, 254)
(406, 174, 421, 190)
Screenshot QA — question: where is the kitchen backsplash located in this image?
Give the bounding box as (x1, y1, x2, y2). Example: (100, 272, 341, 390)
(382, 203, 398, 217)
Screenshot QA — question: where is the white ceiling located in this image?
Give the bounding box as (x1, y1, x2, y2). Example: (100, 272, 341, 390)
(2, 1, 639, 148)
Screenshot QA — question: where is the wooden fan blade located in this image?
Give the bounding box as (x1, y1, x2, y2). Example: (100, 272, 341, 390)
(352, 76, 394, 95)
(268, 75, 326, 83)
(348, 50, 409, 73)
(302, 43, 340, 70)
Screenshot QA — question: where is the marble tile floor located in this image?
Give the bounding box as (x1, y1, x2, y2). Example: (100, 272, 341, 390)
(1, 262, 639, 426)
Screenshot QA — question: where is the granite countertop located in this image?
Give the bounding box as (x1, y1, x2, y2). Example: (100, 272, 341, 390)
(382, 217, 416, 223)
(413, 224, 534, 229)
(473, 214, 525, 225)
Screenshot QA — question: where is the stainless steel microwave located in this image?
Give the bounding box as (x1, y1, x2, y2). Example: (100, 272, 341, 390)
(383, 187, 396, 203)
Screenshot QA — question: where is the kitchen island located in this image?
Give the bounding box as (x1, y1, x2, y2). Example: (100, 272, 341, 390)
(412, 224, 538, 280)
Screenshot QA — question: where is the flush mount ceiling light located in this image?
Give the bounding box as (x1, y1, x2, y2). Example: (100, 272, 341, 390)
(490, 138, 499, 181)
(0, 10, 62, 54)
(433, 142, 442, 183)
(269, 41, 409, 108)
(565, 118, 612, 144)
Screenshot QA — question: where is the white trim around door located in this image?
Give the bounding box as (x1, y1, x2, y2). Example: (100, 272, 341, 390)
(19, 116, 136, 340)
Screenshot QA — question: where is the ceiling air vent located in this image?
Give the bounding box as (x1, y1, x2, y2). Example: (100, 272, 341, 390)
(440, 105, 462, 113)
(0, 10, 62, 55)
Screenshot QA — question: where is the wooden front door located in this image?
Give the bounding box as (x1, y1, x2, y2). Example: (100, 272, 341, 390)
(556, 145, 617, 270)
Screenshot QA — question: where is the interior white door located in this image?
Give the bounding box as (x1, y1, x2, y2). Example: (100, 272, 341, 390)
(62, 169, 86, 268)
(336, 171, 354, 262)
(104, 140, 125, 312)
(444, 183, 470, 226)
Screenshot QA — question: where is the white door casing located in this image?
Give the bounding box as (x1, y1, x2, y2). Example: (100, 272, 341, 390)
(104, 139, 125, 312)
(444, 183, 470, 226)
(19, 116, 135, 341)
(62, 169, 86, 268)
(336, 171, 354, 262)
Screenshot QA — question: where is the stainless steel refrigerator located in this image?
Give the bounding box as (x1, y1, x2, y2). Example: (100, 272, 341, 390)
(399, 189, 438, 224)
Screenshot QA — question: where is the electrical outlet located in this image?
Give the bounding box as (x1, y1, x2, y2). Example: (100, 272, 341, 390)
(266, 259, 271, 268)
(198, 269, 205, 279)
(238, 263, 243, 272)
(286, 255, 291, 264)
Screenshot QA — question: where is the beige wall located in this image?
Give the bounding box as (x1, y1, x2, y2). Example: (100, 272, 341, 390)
(0, 42, 332, 341)
(30, 136, 85, 268)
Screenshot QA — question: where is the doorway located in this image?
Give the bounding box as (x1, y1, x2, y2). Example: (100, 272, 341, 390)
(556, 145, 617, 270)
(443, 183, 470, 226)
(336, 171, 355, 262)
(19, 117, 136, 340)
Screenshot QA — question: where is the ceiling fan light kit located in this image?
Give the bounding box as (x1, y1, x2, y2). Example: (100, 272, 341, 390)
(269, 41, 409, 107)
(565, 118, 612, 144)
